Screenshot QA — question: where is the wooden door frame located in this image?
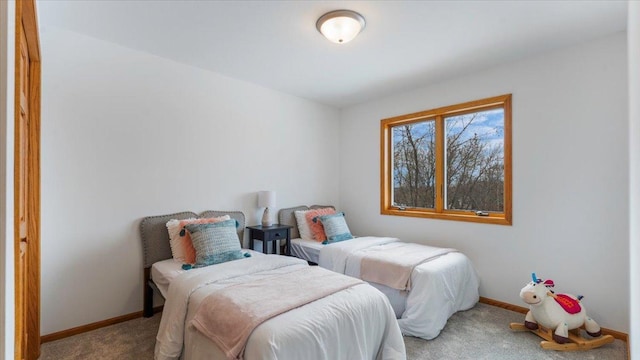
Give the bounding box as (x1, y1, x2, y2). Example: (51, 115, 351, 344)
(14, 0, 40, 359)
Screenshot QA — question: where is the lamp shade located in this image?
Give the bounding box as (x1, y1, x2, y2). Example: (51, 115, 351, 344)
(316, 10, 366, 44)
(258, 191, 276, 208)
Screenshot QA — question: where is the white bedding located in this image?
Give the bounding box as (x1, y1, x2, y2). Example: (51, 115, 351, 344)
(151, 258, 185, 298)
(290, 238, 408, 317)
(314, 236, 480, 340)
(155, 253, 406, 360)
(290, 237, 323, 263)
(151, 250, 263, 298)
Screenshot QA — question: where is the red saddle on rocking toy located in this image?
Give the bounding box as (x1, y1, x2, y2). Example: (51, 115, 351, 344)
(554, 294, 582, 314)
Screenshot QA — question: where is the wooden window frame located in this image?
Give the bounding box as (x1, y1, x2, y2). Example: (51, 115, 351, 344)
(380, 94, 512, 225)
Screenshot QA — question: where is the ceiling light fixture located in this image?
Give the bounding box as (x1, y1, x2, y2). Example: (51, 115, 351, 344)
(316, 9, 366, 44)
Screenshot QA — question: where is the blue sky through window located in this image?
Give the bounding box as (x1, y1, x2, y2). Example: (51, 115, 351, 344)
(446, 109, 504, 150)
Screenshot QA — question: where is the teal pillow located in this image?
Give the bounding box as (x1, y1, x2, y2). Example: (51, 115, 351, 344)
(318, 212, 353, 244)
(184, 219, 245, 268)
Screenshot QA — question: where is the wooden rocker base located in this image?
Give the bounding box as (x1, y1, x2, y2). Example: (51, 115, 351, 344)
(510, 322, 615, 351)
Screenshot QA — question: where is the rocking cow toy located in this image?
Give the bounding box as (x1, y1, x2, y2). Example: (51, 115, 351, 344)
(509, 273, 614, 351)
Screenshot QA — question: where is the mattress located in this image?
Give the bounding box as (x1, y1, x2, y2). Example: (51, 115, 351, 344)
(155, 254, 406, 360)
(296, 236, 480, 339)
(291, 238, 407, 317)
(151, 250, 263, 298)
(290, 238, 323, 263)
(151, 259, 185, 298)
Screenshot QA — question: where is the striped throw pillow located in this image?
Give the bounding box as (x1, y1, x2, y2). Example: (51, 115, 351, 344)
(317, 212, 353, 244)
(185, 219, 244, 268)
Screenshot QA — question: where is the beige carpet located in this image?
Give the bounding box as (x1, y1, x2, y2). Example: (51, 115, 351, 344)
(40, 303, 627, 359)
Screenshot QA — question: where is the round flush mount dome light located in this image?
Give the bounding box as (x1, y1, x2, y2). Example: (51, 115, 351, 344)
(316, 9, 366, 44)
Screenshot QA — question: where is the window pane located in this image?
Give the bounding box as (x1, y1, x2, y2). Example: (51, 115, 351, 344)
(392, 121, 436, 209)
(445, 109, 504, 212)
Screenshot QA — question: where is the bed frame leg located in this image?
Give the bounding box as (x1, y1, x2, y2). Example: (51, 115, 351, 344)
(143, 267, 153, 318)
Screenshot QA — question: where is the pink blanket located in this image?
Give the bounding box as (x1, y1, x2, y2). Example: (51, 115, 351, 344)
(190, 266, 363, 360)
(360, 242, 456, 291)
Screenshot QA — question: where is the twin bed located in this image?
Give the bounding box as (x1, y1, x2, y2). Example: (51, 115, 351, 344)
(140, 210, 405, 360)
(140, 205, 480, 359)
(278, 205, 480, 340)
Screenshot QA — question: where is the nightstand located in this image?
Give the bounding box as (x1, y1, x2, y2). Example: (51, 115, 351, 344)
(246, 224, 293, 255)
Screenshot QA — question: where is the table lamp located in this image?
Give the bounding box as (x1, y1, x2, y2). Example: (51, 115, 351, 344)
(258, 191, 276, 227)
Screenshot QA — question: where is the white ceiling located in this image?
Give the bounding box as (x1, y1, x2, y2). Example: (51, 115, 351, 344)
(37, 1, 627, 108)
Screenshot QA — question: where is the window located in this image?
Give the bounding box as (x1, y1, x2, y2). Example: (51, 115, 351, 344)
(380, 94, 512, 225)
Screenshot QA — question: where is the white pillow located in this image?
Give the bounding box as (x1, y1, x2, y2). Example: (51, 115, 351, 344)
(166, 218, 195, 261)
(294, 210, 313, 241)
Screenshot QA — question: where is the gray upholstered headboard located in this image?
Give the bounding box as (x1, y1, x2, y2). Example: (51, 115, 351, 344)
(278, 205, 335, 239)
(139, 210, 246, 268)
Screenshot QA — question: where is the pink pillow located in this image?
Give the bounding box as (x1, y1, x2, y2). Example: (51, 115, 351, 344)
(167, 215, 230, 263)
(305, 208, 336, 242)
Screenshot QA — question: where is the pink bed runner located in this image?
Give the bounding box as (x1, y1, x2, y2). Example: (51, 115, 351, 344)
(190, 266, 363, 360)
(360, 242, 456, 291)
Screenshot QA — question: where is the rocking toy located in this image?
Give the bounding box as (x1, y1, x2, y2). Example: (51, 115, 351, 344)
(509, 273, 614, 351)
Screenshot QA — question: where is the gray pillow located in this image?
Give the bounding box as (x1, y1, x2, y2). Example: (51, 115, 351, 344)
(318, 212, 353, 244)
(185, 219, 244, 268)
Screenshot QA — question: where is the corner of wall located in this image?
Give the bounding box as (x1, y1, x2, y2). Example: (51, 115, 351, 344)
(628, 1, 640, 358)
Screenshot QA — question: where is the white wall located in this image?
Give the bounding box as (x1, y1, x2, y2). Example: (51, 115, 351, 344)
(0, 1, 16, 358)
(340, 33, 629, 332)
(40, 26, 341, 335)
(38, 16, 634, 341)
(629, 0, 639, 356)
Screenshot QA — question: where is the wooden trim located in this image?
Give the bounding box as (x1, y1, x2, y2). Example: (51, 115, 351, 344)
(40, 306, 163, 343)
(479, 297, 629, 343)
(479, 296, 528, 314)
(25, 58, 40, 360)
(15, 0, 40, 359)
(380, 123, 388, 215)
(380, 94, 512, 225)
(434, 115, 444, 212)
(13, 2, 24, 358)
(380, 208, 511, 225)
(502, 95, 513, 225)
(380, 122, 400, 214)
(380, 94, 511, 126)
(21, 0, 39, 61)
